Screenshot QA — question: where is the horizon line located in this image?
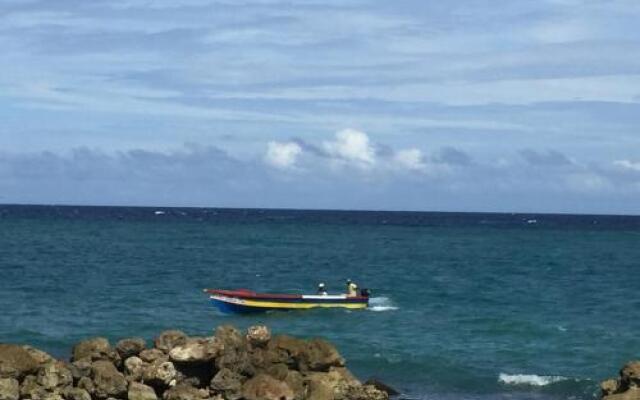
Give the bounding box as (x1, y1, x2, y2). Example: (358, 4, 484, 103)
(2, 202, 639, 218)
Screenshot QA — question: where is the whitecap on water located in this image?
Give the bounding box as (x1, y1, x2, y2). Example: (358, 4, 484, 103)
(498, 373, 568, 386)
(368, 296, 399, 312)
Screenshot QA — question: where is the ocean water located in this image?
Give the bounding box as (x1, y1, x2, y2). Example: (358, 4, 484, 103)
(1, 205, 639, 400)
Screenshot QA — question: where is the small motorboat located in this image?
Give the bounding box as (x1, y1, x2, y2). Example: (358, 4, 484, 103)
(204, 288, 370, 313)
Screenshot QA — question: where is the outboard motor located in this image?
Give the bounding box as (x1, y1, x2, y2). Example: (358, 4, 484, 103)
(360, 288, 371, 297)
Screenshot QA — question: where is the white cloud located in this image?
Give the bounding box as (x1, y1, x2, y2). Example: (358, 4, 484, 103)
(393, 148, 427, 172)
(322, 129, 375, 168)
(613, 159, 640, 172)
(264, 141, 302, 169)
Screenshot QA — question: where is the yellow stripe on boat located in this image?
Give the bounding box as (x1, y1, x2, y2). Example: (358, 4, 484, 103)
(241, 299, 368, 309)
(210, 295, 367, 309)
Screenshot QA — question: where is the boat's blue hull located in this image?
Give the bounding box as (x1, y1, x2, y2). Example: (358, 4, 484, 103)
(210, 298, 272, 313)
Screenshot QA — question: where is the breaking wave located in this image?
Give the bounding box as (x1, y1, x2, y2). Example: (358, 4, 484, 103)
(368, 296, 399, 312)
(498, 373, 569, 386)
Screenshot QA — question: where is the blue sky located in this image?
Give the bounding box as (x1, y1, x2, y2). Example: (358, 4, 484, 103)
(1, 0, 639, 213)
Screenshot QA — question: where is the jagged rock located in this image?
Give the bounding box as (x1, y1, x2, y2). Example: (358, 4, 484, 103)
(242, 374, 294, 400)
(0, 344, 39, 379)
(70, 360, 93, 382)
(603, 379, 621, 396)
(247, 326, 271, 348)
(602, 361, 640, 400)
(210, 368, 244, 400)
(37, 362, 73, 390)
(124, 357, 146, 382)
(363, 379, 399, 396)
(344, 385, 388, 400)
(162, 384, 208, 400)
(263, 364, 288, 381)
(305, 368, 360, 400)
(247, 348, 267, 372)
(265, 336, 305, 367)
(19, 375, 41, 399)
(215, 349, 254, 377)
(169, 338, 223, 363)
(215, 326, 245, 351)
(72, 338, 119, 365)
(22, 346, 55, 365)
(299, 339, 344, 372)
(127, 382, 157, 400)
(173, 362, 215, 388)
(115, 339, 146, 360)
(142, 360, 176, 389)
(603, 388, 640, 400)
(307, 379, 334, 400)
(41, 392, 65, 400)
(622, 362, 640, 387)
(0, 378, 19, 400)
(155, 331, 187, 354)
(77, 376, 95, 395)
(284, 371, 305, 400)
(62, 387, 92, 400)
(2, 326, 383, 400)
(92, 360, 128, 399)
(139, 350, 166, 364)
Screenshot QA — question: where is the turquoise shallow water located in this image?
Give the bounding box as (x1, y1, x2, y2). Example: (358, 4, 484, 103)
(1, 205, 639, 400)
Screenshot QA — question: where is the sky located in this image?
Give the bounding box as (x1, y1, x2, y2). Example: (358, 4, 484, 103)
(1, 0, 639, 214)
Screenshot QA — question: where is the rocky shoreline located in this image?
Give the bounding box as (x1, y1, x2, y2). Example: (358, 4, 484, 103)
(0, 325, 391, 400)
(600, 361, 640, 400)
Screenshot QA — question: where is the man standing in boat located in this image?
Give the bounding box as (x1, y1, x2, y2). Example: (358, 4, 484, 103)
(346, 279, 358, 297)
(317, 282, 328, 295)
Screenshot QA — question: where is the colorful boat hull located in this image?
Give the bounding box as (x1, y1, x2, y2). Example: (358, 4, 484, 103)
(205, 289, 369, 313)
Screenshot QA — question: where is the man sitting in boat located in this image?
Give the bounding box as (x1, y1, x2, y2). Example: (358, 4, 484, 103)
(346, 279, 358, 297)
(317, 282, 328, 295)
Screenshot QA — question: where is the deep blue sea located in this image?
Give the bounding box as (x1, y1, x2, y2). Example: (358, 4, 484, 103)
(1, 205, 639, 400)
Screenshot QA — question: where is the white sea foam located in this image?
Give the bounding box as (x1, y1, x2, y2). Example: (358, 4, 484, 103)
(499, 373, 568, 386)
(368, 296, 399, 312)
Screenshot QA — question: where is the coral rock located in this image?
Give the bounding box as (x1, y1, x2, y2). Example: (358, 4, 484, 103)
(139, 350, 166, 364)
(306, 379, 334, 400)
(115, 339, 146, 360)
(72, 338, 119, 365)
(622, 362, 640, 387)
(143, 361, 176, 389)
(363, 379, 399, 396)
(0, 378, 19, 400)
(215, 326, 245, 351)
(0, 344, 39, 379)
(70, 360, 93, 382)
(162, 384, 208, 400)
(247, 327, 271, 348)
(128, 382, 158, 400)
(22, 346, 55, 365)
(77, 376, 95, 396)
(603, 388, 640, 400)
(155, 332, 187, 354)
(344, 385, 388, 400)
(299, 340, 345, 372)
(92, 360, 128, 399)
(37, 362, 73, 390)
(603, 379, 621, 396)
(242, 374, 294, 400)
(169, 338, 223, 363)
(124, 357, 146, 382)
(265, 336, 305, 367)
(62, 387, 92, 400)
(210, 368, 244, 400)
